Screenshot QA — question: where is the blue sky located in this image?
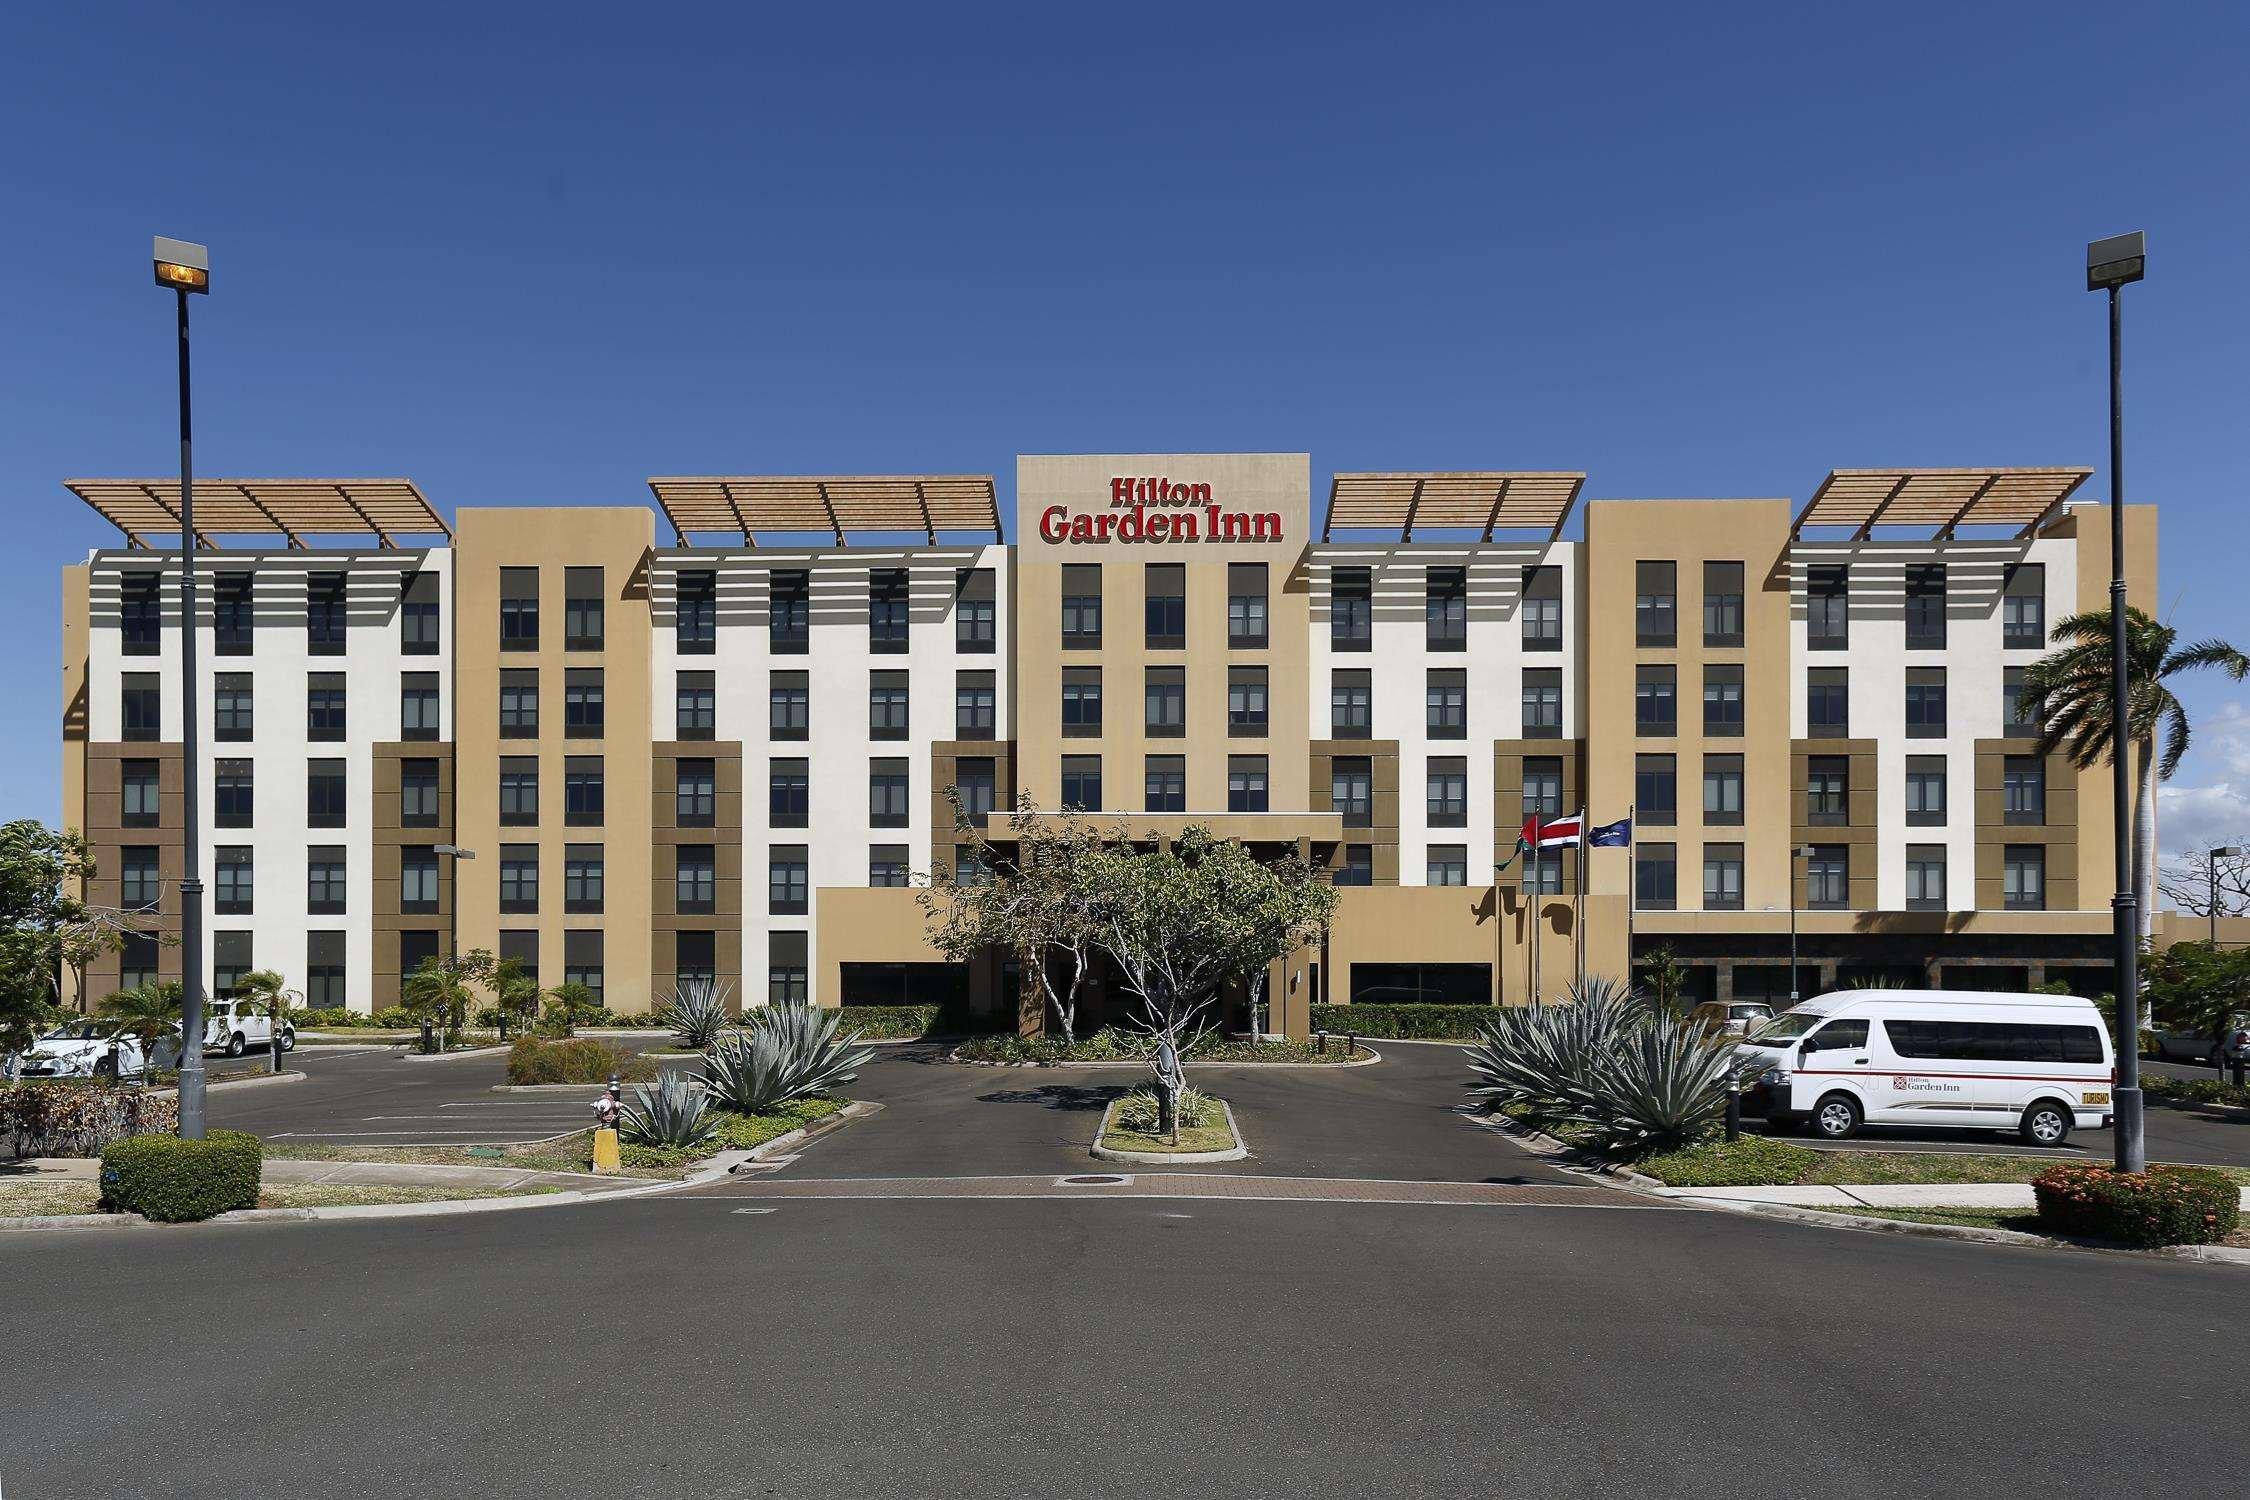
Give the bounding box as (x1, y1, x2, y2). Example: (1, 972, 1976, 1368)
(6, 2, 2248, 854)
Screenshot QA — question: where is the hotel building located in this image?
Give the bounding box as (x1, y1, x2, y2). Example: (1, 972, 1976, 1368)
(57, 455, 2156, 1035)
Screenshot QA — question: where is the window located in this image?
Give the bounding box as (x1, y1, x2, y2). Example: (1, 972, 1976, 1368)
(1522, 565, 1563, 651)
(564, 930, 604, 1001)
(1806, 564, 1849, 649)
(1060, 755, 1102, 811)
(499, 931, 539, 988)
(564, 756, 605, 827)
(1905, 667, 1947, 739)
(122, 760, 161, 828)
(1426, 756, 1467, 827)
(675, 845, 716, 914)
(307, 673, 347, 742)
(1807, 667, 1849, 738)
(215, 759, 253, 828)
(1062, 668, 1104, 737)
(564, 566, 604, 650)
(1428, 846, 1469, 886)
(499, 567, 538, 651)
(1523, 668, 1563, 739)
(1806, 845, 1849, 909)
(1227, 666, 1268, 737)
(1635, 561, 1676, 647)
(1228, 563, 1268, 647)
(1061, 564, 1103, 646)
(122, 674, 161, 741)
(307, 759, 344, 829)
(499, 756, 538, 826)
(769, 672, 809, 741)
(870, 758, 910, 827)
(1703, 561, 1744, 647)
(1702, 844, 1744, 911)
(2004, 846, 2046, 911)
(402, 673, 441, 741)
(678, 570, 719, 655)
(1906, 756, 1948, 826)
(214, 674, 253, 741)
(1335, 846, 1375, 887)
(307, 573, 347, 655)
(2005, 756, 2047, 825)
(1884, 1017, 2103, 1064)
(398, 931, 440, 993)
(121, 846, 162, 911)
(955, 569, 996, 653)
(770, 759, 809, 828)
(768, 931, 808, 1006)
(1332, 757, 1373, 828)
(1145, 564, 1186, 649)
(769, 848, 809, 914)
(1703, 754, 1744, 826)
(307, 847, 345, 916)
(1635, 754, 1677, 826)
(1906, 846, 1947, 911)
(499, 669, 539, 738)
(306, 931, 346, 1009)
(400, 758, 440, 827)
(214, 847, 254, 914)
(1905, 564, 1947, 649)
(1703, 665, 1743, 737)
(564, 845, 604, 914)
(214, 931, 253, 1000)
(120, 933, 159, 992)
(1426, 669, 1466, 739)
(869, 671, 909, 741)
(676, 758, 715, 827)
(954, 758, 996, 820)
(2003, 666, 2038, 736)
(498, 845, 538, 914)
(767, 570, 807, 654)
(1331, 670, 1371, 738)
(2002, 563, 2046, 649)
(676, 671, 715, 741)
(1144, 755, 1186, 813)
(1144, 667, 1185, 737)
(121, 573, 162, 655)
(1425, 567, 1467, 651)
(1522, 757, 1563, 819)
(1330, 567, 1371, 651)
(955, 671, 996, 740)
(214, 573, 253, 655)
(869, 568, 910, 653)
(869, 845, 910, 888)
(675, 931, 717, 986)
(1635, 665, 1676, 736)
(564, 668, 604, 739)
(402, 847, 442, 914)
(1807, 756, 1849, 825)
(1635, 844, 1677, 910)
(1223, 755, 1271, 813)
(402, 570, 442, 655)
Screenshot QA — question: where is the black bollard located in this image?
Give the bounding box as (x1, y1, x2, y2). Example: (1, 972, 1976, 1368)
(1725, 1085, 1742, 1143)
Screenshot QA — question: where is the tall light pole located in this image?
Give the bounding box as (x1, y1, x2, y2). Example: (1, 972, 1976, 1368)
(2209, 847, 2242, 949)
(2089, 230, 2147, 1172)
(154, 237, 210, 1139)
(1788, 844, 1814, 1005)
(432, 845, 476, 1043)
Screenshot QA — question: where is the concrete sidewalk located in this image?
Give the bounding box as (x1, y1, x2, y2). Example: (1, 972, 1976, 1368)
(1656, 1183, 2250, 1209)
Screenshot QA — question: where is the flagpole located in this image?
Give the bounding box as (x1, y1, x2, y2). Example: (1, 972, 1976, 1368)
(1574, 806, 1586, 989)
(1625, 802, 1636, 980)
(1529, 832, 1541, 1005)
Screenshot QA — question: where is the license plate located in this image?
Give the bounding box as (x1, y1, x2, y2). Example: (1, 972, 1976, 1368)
(2083, 1090, 2110, 1106)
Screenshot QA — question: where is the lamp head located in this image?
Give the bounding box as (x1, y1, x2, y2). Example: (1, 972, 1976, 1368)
(2086, 231, 2145, 291)
(153, 236, 209, 294)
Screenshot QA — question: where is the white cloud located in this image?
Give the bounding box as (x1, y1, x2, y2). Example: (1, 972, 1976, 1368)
(2156, 699, 2250, 863)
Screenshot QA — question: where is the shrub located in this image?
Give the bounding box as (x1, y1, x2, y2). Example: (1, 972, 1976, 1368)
(2032, 1163, 2241, 1246)
(2, 1082, 179, 1158)
(503, 1038, 657, 1086)
(2142, 1073, 2250, 1110)
(294, 1007, 356, 1028)
(373, 1006, 420, 1029)
(1112, 1087, 1216, 1133)
(661, 979, 733, 1049)
(700, 1006, 871, 1114)
(1309, 1003, 1489, 1040)
(617, 1073, 720, 1150)
(836, 1004, 944, 1040)
(99, 1130, 262, 1222)
(1634, 1134, 1822, 1187)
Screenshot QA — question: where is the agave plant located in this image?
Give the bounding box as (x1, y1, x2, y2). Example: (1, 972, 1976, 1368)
(1465, 975, 1641, 1131)
(661, 977, 734, 1049)
(1112, 1086, 1214, 1134)
(700, 1004, 873, 1114)
(1578, 1015, 1757, 1156)
(617, 1072, 721, 1150)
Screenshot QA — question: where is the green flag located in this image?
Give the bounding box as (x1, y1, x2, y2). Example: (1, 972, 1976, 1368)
(1493, 834, 1531, 874)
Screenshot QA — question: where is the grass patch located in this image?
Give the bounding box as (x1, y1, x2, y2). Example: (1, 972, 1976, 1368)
(255, 1183, 565, 1208)
(1634, 1133, 2250, 1188)
(0, 1181, 103, 1216)
(1097, 1096, 1238, 1155)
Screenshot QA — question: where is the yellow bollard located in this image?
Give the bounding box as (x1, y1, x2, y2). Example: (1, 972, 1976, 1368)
(592, 1126, 621, 1174)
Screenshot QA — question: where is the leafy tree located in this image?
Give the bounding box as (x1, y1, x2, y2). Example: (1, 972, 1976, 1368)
(2022, 606, 2250, 942)
(540, 980, 603, 1037)
(234, 968, 297, 1073)
(1215, 848, 1336, 1038)
(0, 821, 95, 1052)
(1634, 945, 1689, 1019)
(96, 980, 183, 1080)
(2142, 941, 2250, 1051)
(491, 956, 541, 1038)
(402, 948, 495, 1051)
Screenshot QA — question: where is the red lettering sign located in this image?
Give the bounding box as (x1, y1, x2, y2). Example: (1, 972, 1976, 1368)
(1037, 479, 1281, 546)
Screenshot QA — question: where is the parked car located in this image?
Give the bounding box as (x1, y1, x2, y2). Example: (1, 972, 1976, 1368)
(2149, 1014, 2250, 1067)
(1738, 989, 2113, 1146)
(202, 998, 295, 1057)
(11, 1019, 179, 1081)
(1688, 1001, 1774, 1038)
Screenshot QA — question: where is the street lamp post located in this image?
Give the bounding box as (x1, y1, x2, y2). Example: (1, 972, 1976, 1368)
(2209, 847, 2242, 949)
(1788, 845, 1814, 1005)
(2089, 230, 2147, 1173)
(153, 237, 210, 1139)
(433, 845, 476, 1043)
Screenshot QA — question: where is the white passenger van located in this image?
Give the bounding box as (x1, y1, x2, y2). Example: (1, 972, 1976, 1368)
(1738, 990, 2114, 1146)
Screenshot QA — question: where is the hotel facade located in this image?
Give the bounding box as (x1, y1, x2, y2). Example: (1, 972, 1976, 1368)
(57, 454, 2157, 1036)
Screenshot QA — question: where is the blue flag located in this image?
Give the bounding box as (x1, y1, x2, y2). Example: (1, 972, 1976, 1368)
(1587, 818, 1631, 848)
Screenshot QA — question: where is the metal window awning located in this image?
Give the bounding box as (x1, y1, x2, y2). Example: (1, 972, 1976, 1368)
(1791, 467, 2093, 540)
(1324, 472, 1586, 542)
(648, 475, 1002, 547)
(66, 478, 450, 549)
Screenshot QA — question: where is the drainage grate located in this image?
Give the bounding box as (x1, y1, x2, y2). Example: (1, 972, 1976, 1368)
(1055, 1174, 1132, 1187)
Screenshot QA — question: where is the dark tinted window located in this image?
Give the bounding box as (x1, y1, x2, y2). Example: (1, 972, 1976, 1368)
(1882, 1018, 2104, 1064)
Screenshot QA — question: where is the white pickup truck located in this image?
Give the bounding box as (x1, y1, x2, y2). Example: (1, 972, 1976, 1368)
(203, 998, 296, 1057)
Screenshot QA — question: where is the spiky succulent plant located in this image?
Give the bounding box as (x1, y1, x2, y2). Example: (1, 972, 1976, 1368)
(661, 977, 734, 1050)
(700, 1004, 872, 1115)
(617, 1072, 721, 1149)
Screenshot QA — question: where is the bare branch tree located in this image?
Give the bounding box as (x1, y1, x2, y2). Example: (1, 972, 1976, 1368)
(2156, 840, 2250, 918)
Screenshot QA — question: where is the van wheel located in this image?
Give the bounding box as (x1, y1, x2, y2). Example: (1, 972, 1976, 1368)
(2020, 1099, 2073, 1147)
(279, 1028, 296, 1054)
(1810, 1093, 1862, 1141)
(225, 1032, 246, 1058)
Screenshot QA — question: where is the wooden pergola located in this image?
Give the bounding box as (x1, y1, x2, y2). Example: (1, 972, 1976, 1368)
(66, 478, 450, 549)
(648, 475, 1002, 546)
(1790, 467, 2093, 540)
(1324, 472, 1586, 542)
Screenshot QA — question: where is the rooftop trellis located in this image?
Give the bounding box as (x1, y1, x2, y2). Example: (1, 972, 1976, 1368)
(1324, 472, 1586, 542)
(1791, 467, 2093, 540)
(648, 475, 1002, 546)
(66, 478, 450, 549)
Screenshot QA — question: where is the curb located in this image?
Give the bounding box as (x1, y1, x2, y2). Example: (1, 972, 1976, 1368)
(396, 1045, 511, 1063)
(947, 1046, 1381, 1070)
(147, 1070, 309, 1098)
(1091, 1100, 1250, 1164)
(723, 1099, 884, 1171)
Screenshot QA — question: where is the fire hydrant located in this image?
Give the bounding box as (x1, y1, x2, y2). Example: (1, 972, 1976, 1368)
(590, 1077, 623, 1173)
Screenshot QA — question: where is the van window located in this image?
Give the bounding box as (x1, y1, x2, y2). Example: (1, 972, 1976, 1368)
(1805, 1019, 1868, 1051)
(1881, 1019, 2104, 1064)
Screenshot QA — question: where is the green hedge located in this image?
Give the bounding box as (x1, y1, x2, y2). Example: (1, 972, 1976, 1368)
(2142, 1073, 2250, 1111)
(836, 1005, 944, 1039)
(504, 1038, 659, 1086)
(1308, 1003, 1495, 1040)
(99, 1130, 262, 1222)
(2032, 1163, 2242, 1246)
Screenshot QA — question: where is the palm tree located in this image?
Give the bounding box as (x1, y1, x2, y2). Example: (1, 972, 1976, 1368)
(234, 968, 296, 1072)
(96, 979, 182, 1080)
(2022, 605, 2250, 940)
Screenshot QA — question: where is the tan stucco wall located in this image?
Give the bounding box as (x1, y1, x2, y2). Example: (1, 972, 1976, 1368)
(2064, 505, 2158, 905)
(1325, 885, 1627, 1005)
